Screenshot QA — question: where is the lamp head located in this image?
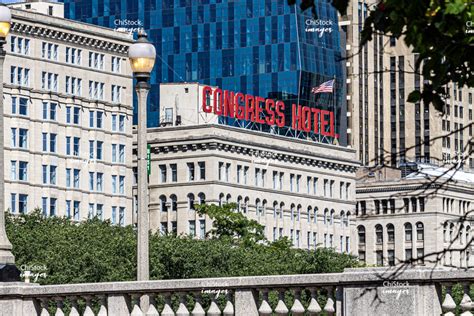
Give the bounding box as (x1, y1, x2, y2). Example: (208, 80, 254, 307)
(128, 29, 156, 76)
(0, 5, 12, 39)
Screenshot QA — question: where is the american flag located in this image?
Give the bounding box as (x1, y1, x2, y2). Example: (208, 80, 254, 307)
(311, 79, 335, 94)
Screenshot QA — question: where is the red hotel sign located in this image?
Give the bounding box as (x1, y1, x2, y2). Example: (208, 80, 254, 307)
(201, 86, 339, 138)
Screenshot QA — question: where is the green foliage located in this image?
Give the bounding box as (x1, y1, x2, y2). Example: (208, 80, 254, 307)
(6, 210, 361, 285)
(290, 0, 474, 112)
(195, 203, 266, 245)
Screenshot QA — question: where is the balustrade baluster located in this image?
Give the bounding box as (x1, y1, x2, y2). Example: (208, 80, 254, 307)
(461, 283, 473, 316)
(323, 287, 335, 315)
(274, 289, 289, 316)
(83, 295, 95, 316)
(176, 293, 190, 316)
(161, 293, 175, 316)
(258, 289, 272, 316)
(442, 284, 457, 316)
(145, 295, 160, 316)
(53, 297, 65, 316)
(290, 288, 305, 316)
(39, 298, 50, 316)
(191, 292, 205, 316)
(97, 295, 107, 316)
(69, 296, 80, 316)
(307, 288, 322, 315)
(222, 291, 234, 316)
(207, 294, 221, 316)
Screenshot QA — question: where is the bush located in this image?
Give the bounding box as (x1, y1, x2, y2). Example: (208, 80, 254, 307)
(6, 210, 361, 285)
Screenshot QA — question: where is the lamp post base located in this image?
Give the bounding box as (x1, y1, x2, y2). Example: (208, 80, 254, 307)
(0, 264, 20, 282)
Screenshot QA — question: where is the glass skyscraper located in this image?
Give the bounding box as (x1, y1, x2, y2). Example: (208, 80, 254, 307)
(61, 0, 346, 145)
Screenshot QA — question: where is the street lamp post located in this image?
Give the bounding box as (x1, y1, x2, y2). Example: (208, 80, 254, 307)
(0, 4, 19, 282)
(128, 30, 156, 285)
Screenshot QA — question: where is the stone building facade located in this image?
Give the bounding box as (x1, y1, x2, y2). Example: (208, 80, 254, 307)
(134, 83, 359, 252)
(3, 5, 134, 225)
(356, 166, 474, 268)
(342, 0, 474, 170)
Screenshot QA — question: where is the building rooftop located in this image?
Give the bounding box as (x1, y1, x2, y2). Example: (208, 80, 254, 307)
(406, 164, 474, 184)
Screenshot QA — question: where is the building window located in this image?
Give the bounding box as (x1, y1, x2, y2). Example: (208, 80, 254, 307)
(189, 220, 196, 236)
(388, 250, 395, 266)
(41, 42, 58, 60)
(159, 165, 167, 183)
(405, 248, 413, 262)
(199, 220, 206, 238)
(119, 207, 125, 226)
(89, 81, 105, 100)
(112, 56, 121, 73)
(10, 36, 30, 55)
(89, 52, 105, 70)
(416, 222, 424, 241)
(188, 193, 195, 210)
(375, 224, 383, 244)
(405, 223, 413, 242)
(65, 76, 82, 96)
(41, 72, 58, 92)
(187, 163, 195, 181)
(18, 194, 28, 214)
(73, 169, 80, 188)
(112, 85, 122, 103)
(66, 47, 82, 65)
(198, 162, 206, 180)
(376, 250, 383, 266)
(171, 164, 177, 182)
(387, 224, 395, 243)
(96, 111, 103, 129)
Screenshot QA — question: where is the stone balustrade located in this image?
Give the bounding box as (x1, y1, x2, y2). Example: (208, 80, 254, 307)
(0, 267, 473, 315)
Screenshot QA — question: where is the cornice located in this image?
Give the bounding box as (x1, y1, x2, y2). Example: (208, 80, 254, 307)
(148, 139, 358, 173)
(10, 20, 129, 55)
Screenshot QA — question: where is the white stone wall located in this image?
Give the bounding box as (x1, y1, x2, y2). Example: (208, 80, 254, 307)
(3, 10, 134, 225)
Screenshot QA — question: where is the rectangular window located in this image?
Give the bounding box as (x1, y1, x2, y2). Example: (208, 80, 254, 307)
(89, 172, 94, 191)
(111, 206, 117, 224)
(73, 137, 80, 156)
(89, 111, 94, 128)
(50, 198, 57, 216)
(111, 144, 117, 162)
(18, 129, 28, 149)
(89, 141, 94, 159)
(119, 176, 125, 194)
(73, 201, 80, 221)
(42, 165, 47, 184)
(119, 115, 125, 132)
(10, 161, 17, 180)
(119, 207, 125, 226)
(73, 169, 80, 188)
(198, 162, 206, 180)
(199, 220, 206, 238)
(50, 134, 56, 153)
(111, 114, 117, 131)
(10, 194, 16, 213)
(189, 220, 196, 236)
(18, 194, 27, 214)
(50, 166, 57, 185)
(66, 168, 71, 188)
(97, 141, 103, 160)
(97, 173, 103, 192)
(187, 163, 195, 181)
(119, 145, 125, 163)
(96, 111, 103, 128)
(112, 175, 117, 194)
(66, 106, 71, 123)
(73, 107, 80, 125)
(18, 161, 28, 181)
(160, 165, 167, 183)
(171, 164, 177, 182)
(11, 128, 16, 147)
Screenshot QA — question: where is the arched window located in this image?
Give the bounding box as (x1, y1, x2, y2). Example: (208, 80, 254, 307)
(307, 206, 312, 223)
(346, 212, 351, 227)
(273, 201, 278, 218)
(160, 195, 168, 212)
(198, 192, 206, 205)
(340, 211, 345, 227)
(237, 196, 242, 212)
(290, 204, 295, 221)
(297, 204, 302, 221)
(330, 209, 335, 225)
(416, 222, 424, 241)
(279, 202, 285, 219)
(313, 207, 318, 223)
(262, 200, 267, 216)
(187, 193, 195, 210)
(387, 223, 395, 243)
(375, 224, 383, 244)
(323, 208, 329, 225)
(243, 197, 249, 213)
(358, 225, 366, 245)
(170, 194, 177, 212)
(219, 193, 224, 207)
(226, 194, 232, 203)
(443, 222, 448, 242)
(256, 199, 261, 216)
(405, 223, 413, 242)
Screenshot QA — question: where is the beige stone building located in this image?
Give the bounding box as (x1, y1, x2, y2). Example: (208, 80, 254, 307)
(3, 3, 134, 225)
(133, 83, 359, 252)
(343, 0, 474, 170)
(356, 166, 474, 268)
